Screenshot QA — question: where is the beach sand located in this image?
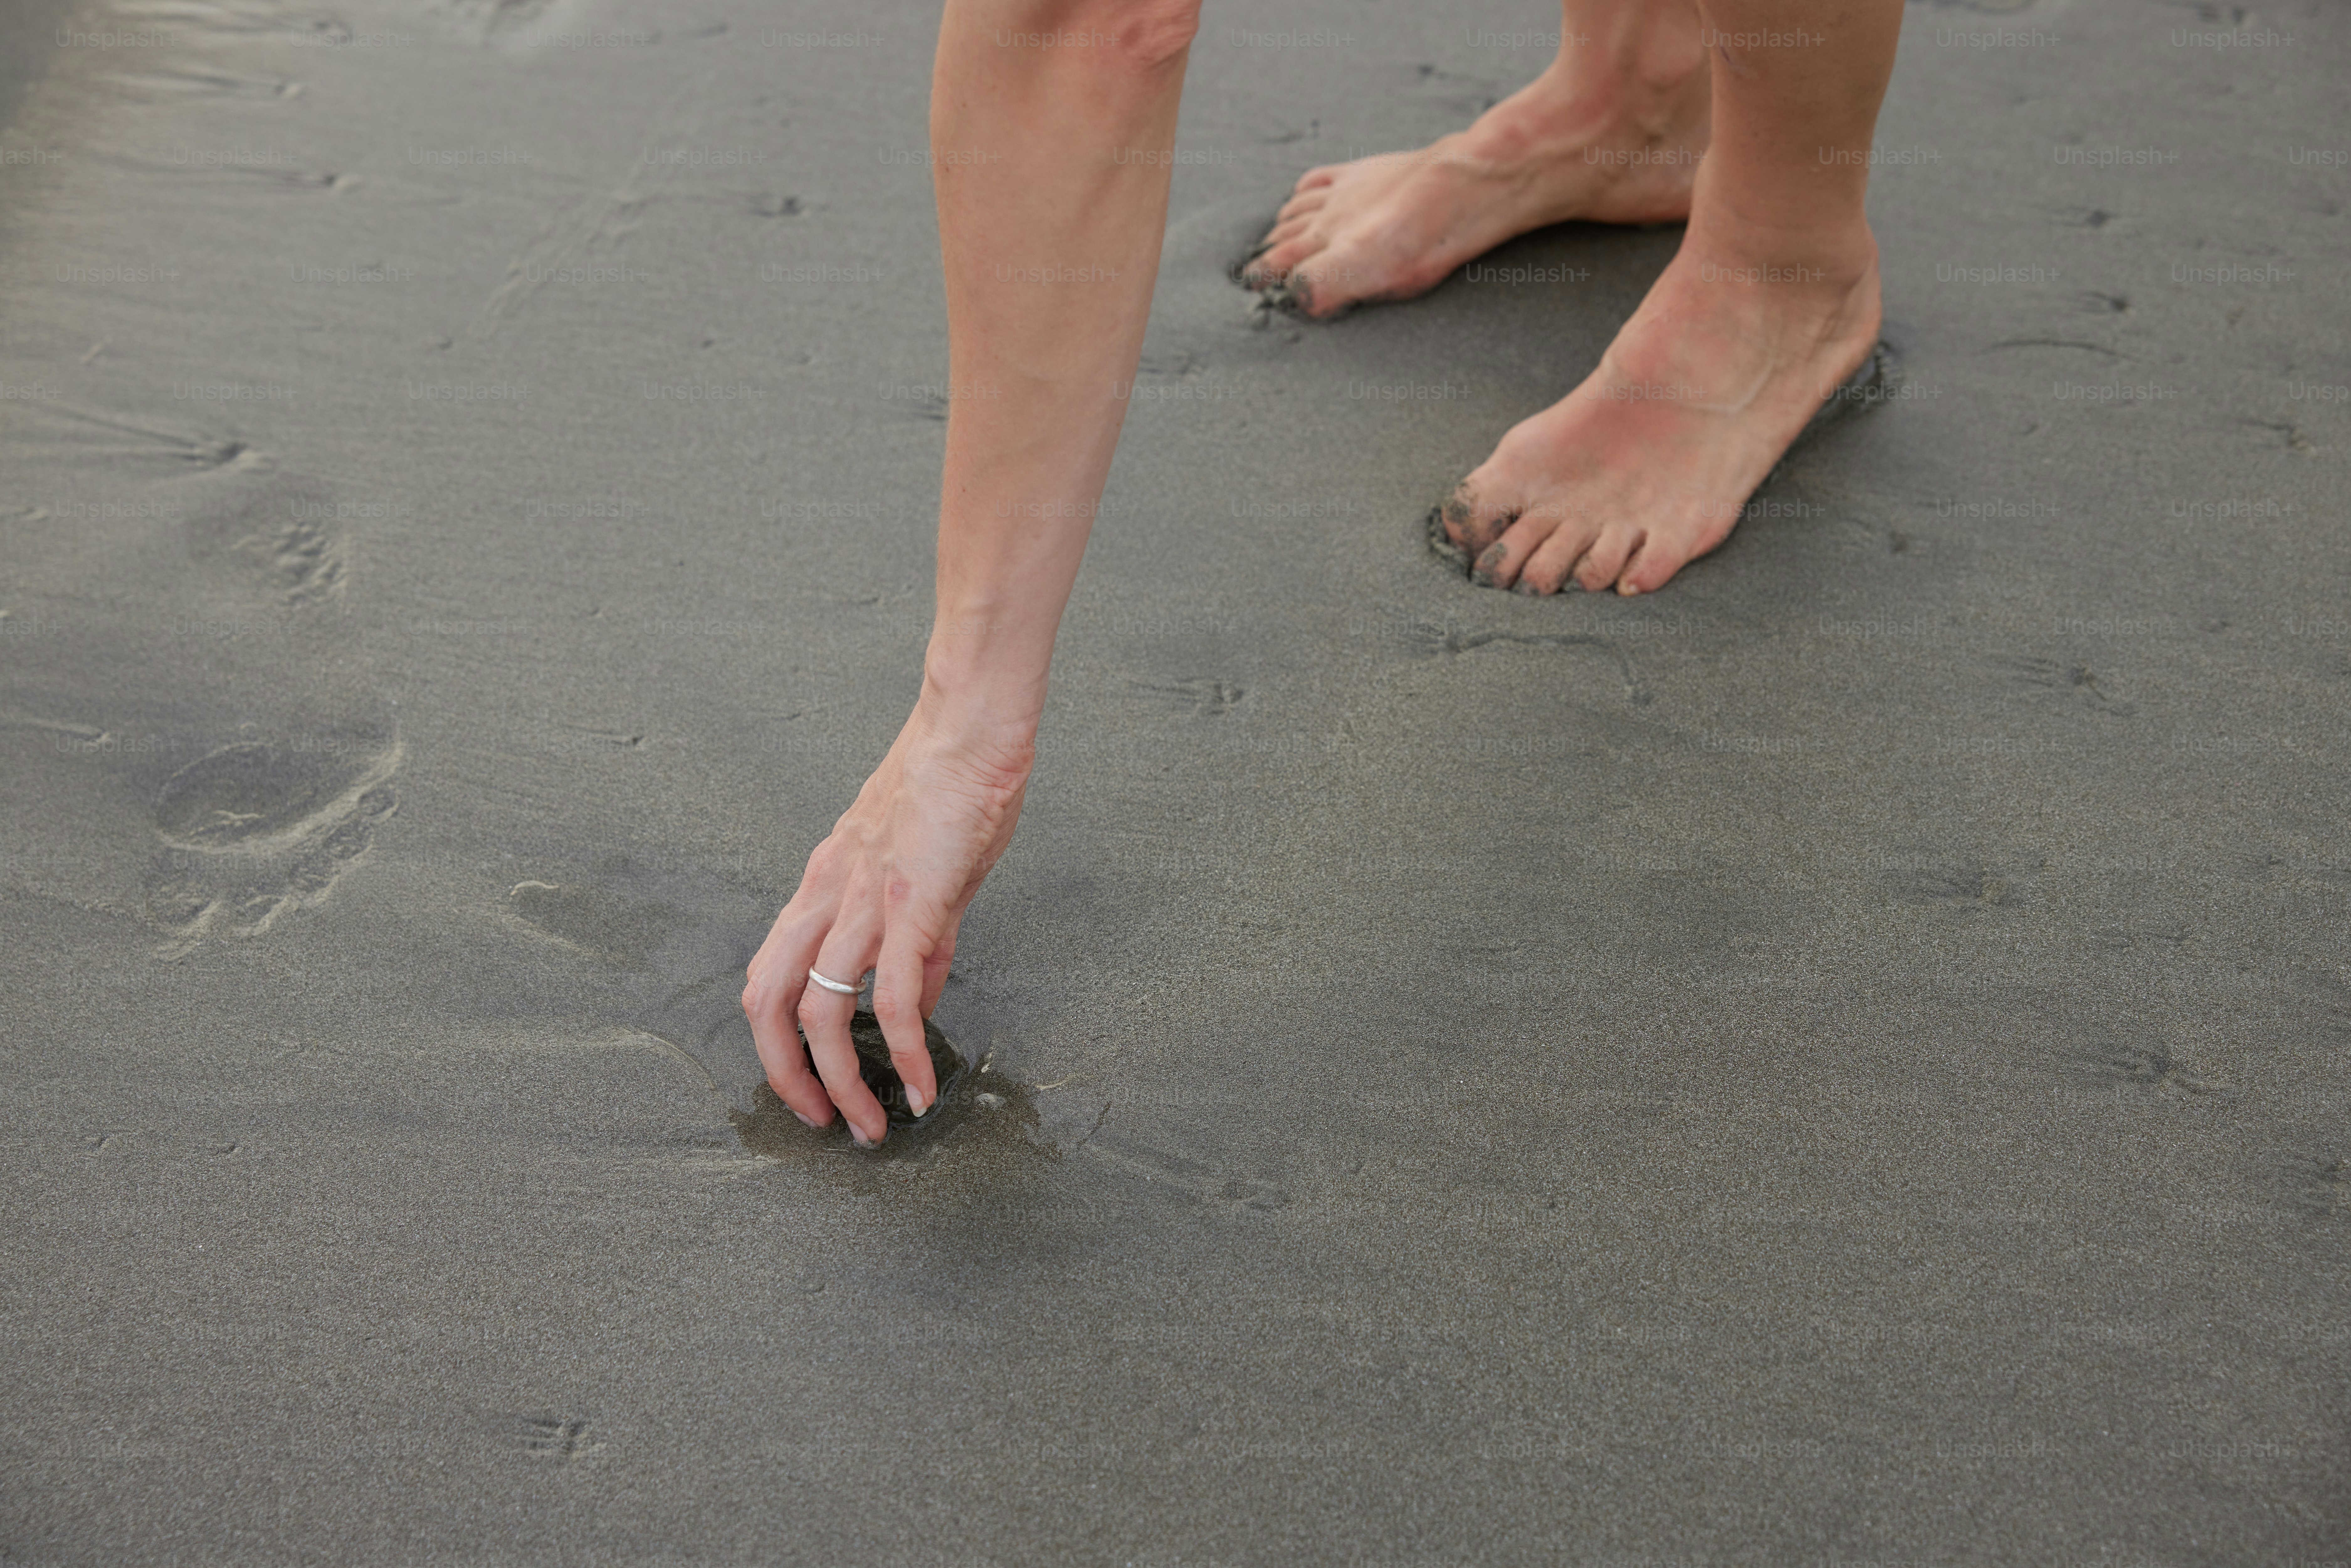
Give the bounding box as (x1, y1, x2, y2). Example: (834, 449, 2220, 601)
(2, 0, 2347, 1560)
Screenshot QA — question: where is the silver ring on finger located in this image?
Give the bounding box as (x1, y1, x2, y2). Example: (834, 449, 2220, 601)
(806, 967, 862, 997)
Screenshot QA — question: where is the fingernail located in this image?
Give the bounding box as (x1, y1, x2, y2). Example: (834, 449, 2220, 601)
(906, 1084, 928, 1117)
(852, 1128, 882, 1149)
(794, 1112, 822, 1130)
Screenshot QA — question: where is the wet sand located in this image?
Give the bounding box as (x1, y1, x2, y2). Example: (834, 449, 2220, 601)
(3, 0, 2348, 1560)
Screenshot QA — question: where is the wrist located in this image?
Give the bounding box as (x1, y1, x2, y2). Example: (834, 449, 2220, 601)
(922, 610, 1052, 714)
(913, 659, 1044, 766)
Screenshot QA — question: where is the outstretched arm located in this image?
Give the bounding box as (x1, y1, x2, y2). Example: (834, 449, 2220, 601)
(744, 0, 1204, 1145)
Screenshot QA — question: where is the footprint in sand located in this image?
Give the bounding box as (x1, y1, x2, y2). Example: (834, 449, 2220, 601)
(142, 737, 400, 955)
(505, 876, 687, 971)
(185, 485, 351, 607)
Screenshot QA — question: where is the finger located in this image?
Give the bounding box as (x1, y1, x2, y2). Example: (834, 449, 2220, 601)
(748, 860, 841, 985)
(871, 913, 941, 1118)
(798, 985, 882, 1145)
(919, 920, 960, 1018)
(918, 845, 997, 1018)
(802, 927, 887, 1145)
(753, 1011, 833, 1128)
(743, 920, 834, 1129)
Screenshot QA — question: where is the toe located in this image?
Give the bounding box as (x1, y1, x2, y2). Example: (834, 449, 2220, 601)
(1292, 165, 1343, 195)
(1619, 510, 1738, 594)
(1475, 509, 1570, 591)
(1440, 490, 1476, 550)
(1298, 233, 1438, 312)
(1517, 518, 1604, 595)
(1441, 485, 1512, 559)
(1298, 262, 1354, 317)
(1615, 531, 1686, 596)
(1572, 524, 1644, 593)
(1261, 214, 1315, 250)
(1242, 236, 1321, 287)
(1275, 187, 1332, 224)
(1285, 249, 1374, 317)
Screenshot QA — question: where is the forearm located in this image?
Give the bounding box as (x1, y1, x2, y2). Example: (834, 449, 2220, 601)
(921, 0, 1197, 735)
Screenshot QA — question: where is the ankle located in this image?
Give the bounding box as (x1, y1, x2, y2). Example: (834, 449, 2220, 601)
(1467, 62, 1704, 174)
(1683, 212, 1879, 294)
(1535, 14, 1708, 125)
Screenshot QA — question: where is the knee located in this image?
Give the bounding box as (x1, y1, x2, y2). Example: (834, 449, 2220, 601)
(1109, 0, 1202, 71)
(984, 0, 1201, 74)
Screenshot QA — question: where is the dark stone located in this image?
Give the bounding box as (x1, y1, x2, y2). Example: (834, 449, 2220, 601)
(846, 1010, 964, 1126)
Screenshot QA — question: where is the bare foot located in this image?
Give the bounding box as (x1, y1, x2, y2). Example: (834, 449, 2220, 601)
(1440, 222, 1884, 596)
(1239, 50, 1711, 318)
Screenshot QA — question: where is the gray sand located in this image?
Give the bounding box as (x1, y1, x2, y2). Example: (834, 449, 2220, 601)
(3, 0, 2348, 1560)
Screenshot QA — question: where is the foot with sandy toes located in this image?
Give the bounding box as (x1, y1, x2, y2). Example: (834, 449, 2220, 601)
(1449, 221, 1881, 594)
(1241, 0, 1906, 596)
(1240, 15, 1710, 317)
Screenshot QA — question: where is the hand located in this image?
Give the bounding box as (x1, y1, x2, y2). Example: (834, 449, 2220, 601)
(742, 693, 1032, 1145)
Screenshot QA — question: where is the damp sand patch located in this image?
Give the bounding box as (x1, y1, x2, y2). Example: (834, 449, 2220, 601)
(730, 1010, 1046, 1169)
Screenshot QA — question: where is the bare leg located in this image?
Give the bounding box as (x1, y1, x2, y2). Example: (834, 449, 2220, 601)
(1241, 0, 1710, 317)
(1443, 0, 1901, 596)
